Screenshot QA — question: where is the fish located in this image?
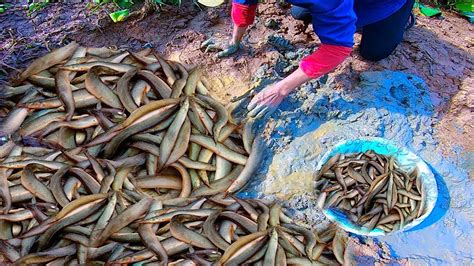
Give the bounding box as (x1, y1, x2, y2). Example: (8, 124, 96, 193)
(203, 210, 230, 250)
(190, 135, 248, 165)
(85, 66, 124, 109)
(159, 98, 190, 168)
(117, 68, 139, 112)
(170, 214, 216, 249)
(316, 151, 425, 234)
(196, 94, 228, 142)
(13, 42, 79, 85)
(90, 197, 152, 247)
(183, 67, 202, 96)
(264, 229, 279, 265)
(55, 70, 76, 120)
(226, 136, 264, 193)
(1, 44, 349, 265)
(218, 230, 269, 265)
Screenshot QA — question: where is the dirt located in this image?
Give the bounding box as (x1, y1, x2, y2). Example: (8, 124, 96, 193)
(1, 1, 473, 263)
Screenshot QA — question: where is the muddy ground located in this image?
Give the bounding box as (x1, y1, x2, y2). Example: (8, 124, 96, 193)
(1, 1, 473, 264)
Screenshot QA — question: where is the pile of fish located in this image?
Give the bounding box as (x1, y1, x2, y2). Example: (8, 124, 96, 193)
(315, 151, 426, 233)
(0, 42, 349, 264)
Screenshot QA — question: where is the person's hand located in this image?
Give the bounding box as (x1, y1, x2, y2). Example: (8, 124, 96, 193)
(247, 82, 290, 119)
(246, 68, 312, 119)
(201, 37, 240, 58)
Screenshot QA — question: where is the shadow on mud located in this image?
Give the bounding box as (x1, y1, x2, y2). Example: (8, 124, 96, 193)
(406, 164, 451, 232)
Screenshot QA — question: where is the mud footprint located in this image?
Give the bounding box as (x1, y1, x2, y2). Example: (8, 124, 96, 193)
(389, 84, 411, 108)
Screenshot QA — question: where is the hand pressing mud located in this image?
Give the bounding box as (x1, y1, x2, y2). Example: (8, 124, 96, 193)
(248, 67, 311, 119)
(201, 37, 241, 58)
(247, 82, 289, 119)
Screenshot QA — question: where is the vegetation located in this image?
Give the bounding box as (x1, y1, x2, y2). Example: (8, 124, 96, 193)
(91, 0, 186, 21)
(423, 0, 458, 9)
(93, 0, 135, 9)
(19, 0, 182, 22)
(27, 0, 50, 16)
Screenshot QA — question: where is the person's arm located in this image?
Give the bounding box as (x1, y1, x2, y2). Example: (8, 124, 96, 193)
(300, 0, 356, 78)
(247, 46, 352, 118)
(248, 0, 356, 118)
(247, 68, 310, 118)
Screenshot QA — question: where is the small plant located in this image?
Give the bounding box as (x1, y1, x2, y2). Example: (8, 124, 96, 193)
(89, 0, 134, 22)
(27, 0, 50, 16)
(93, 0, 134, 8)
(422, 0, 457, 9)
(0, 3, 12, 13)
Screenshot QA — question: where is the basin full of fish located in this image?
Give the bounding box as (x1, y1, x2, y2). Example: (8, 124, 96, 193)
(0, 42, 350, 264)
(314, 151, 426, 234)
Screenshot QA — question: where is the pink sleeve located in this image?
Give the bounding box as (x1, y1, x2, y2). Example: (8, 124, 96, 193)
(232, 2, 257, 27)
(300, 44, 353, 78)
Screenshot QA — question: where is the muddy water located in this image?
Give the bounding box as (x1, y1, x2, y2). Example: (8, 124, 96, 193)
(239, 71, 473, 264)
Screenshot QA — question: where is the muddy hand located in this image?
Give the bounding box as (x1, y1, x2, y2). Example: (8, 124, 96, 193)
(247, 83, 288, 119)
(201, 37, 240, 58)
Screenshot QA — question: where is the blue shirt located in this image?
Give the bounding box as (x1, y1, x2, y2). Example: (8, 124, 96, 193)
(234, 0, 407, 47)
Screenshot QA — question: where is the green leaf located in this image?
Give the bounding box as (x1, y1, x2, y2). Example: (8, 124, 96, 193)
(109, 9, 129, 22)
(28, 4, 36, 12)
(27, 0, 49, 16)
(0, 3, 11, 13)
(456, 0, 473, 12)
(418, 3, 442, 17)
